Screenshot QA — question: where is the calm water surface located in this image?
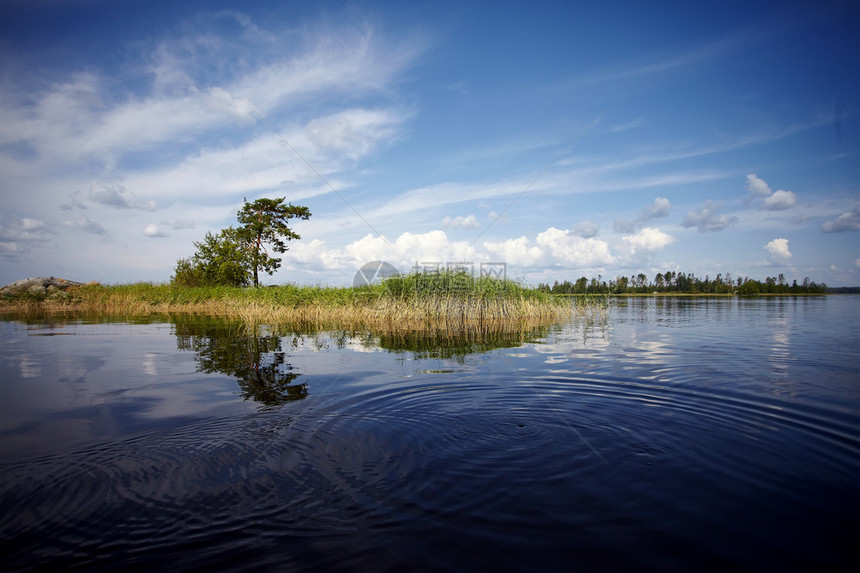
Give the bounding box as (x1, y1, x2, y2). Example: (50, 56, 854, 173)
(1, 297, 858, 571)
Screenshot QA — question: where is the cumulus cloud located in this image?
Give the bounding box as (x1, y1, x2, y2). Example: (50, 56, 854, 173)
(621, 227, 676, 255)
(571, 220, 600, 238)
(442, 214, 480, 229)
(760, 189, 797, 211)
(745, 174, 796, 211)
(285, 238, 328, 265)
(822, 206, 860, 232)
(745, 174, 771, 197)
(536, 227, 613, 266)
(764, 238, 791, 262)
(323, 230, 477, 271)
(0, 216, 54, 258)
(639, 197, 671, 221)
(483, 236, 543, 266)
(681, 200, 737, 233)
(88, 182, 157, 211)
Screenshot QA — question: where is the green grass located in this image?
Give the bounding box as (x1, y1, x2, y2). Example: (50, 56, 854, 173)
(1, 272, 576, 332)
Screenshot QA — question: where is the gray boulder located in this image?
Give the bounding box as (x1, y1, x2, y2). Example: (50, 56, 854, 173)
(1, 277, 84, 296)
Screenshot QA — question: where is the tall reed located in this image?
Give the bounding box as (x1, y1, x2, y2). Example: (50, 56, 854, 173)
(0, 273, 579, 333)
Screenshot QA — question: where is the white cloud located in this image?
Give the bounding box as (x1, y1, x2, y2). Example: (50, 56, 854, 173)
(325, 231, 478, 271)
(306, 108, 405, 159)
(442, 214, 480, 229)
(745, 174, 796, 211)
(483, 237, 543, 266)
(639, 197, 671, 221)
(682, 200, 737, 233)
(536, 227, 613, 266)
(571, 220, 600, 238)
(621, 227, 676, 254)
(764, 238, 791, 262)
(144, 224, 168, 238)
(855, 258, 860, 268)
(822, 207, 860, 232)
(285, 238, 328, 265)
(760, 189, 797, 211)
(745, 173, 771, 197)
(205, 87, 257, 122)
(0, 216, 54, 258)
(0, 20, 420, 184)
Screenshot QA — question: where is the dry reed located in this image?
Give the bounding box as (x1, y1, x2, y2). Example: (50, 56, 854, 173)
(0, 279, 582, 335)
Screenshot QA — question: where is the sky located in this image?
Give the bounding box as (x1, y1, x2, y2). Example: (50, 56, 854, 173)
(1, 0, 858, 287)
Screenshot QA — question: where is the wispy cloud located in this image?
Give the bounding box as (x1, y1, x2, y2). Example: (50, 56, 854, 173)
(571, 22, 769, 89)
(89, 182, 158, 211)
(60, 216, 110, 237)
(0, 21, 420, 179)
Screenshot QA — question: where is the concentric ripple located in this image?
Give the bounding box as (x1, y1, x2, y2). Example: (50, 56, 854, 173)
(1, 298, 858, 572)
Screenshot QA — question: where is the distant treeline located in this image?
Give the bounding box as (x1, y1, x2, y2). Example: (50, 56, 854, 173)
(826, 286, 860, 294)
(538, 272, 829, 295)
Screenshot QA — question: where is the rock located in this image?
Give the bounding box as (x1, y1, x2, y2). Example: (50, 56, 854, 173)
(0, 277, 84, 296)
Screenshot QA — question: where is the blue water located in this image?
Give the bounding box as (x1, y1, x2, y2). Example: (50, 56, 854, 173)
(1, 297, 858, 571)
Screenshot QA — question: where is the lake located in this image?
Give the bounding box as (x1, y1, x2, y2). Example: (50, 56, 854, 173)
(1, 296, 858, 572)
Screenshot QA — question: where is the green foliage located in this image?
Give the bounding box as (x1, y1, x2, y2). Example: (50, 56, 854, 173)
(172, 227, 254, 287)
(370, 271, 558, 304)
(172, 197, 311, 288)
(236, 197, 312, 287)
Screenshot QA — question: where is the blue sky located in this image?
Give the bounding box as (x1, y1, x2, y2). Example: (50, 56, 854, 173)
(1, 0, 858, 287)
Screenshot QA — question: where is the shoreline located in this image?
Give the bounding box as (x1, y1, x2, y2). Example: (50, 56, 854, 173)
(0, 281, 579, 333)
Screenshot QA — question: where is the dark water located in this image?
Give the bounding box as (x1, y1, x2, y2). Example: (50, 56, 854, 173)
(1, 297, 858, 572)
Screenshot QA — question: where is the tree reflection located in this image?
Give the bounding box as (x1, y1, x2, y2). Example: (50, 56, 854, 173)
(173, 317, 307, 406)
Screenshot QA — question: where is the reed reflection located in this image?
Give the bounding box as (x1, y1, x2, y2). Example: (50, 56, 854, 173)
(367, 325, 552, 360)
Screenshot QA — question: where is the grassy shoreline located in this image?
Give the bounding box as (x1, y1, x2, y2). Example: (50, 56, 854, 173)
(0, 275, 579, 332)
